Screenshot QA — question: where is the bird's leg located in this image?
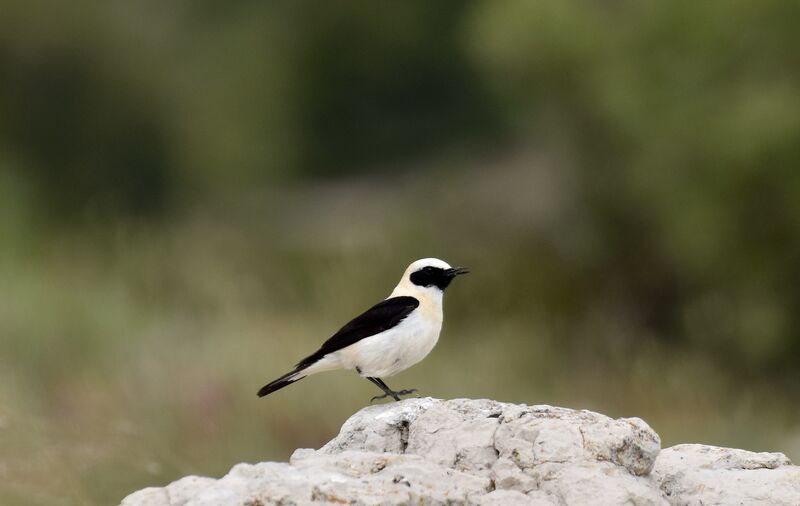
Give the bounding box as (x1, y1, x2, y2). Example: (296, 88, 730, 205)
(367, 377, 417, 403)
(367, 377, 399, 402)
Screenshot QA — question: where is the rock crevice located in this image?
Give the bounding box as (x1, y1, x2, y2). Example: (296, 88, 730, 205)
(121, 398, 800, 505)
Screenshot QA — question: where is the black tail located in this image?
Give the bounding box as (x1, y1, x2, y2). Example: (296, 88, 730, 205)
(257, 367, 307, 397)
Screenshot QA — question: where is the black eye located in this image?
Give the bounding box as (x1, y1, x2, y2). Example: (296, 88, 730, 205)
(424, 266, 434, 272)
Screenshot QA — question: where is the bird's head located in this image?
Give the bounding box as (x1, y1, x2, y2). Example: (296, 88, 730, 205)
(394, 258, 469, 296)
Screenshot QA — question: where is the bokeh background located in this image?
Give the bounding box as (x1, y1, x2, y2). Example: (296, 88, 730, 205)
(2, 1, 800, 504)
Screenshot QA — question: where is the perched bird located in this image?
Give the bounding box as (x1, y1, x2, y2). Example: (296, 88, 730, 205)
(257, 258, 468, 402)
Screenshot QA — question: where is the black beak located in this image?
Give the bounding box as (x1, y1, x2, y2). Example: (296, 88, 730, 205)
(446, 266, 469, 277)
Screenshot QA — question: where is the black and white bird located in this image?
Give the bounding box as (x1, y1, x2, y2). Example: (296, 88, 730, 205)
(257, 258, 468, 402)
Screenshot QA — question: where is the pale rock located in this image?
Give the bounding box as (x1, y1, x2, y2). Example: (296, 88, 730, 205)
(119, 398, 800, 506)
(653, 443, 800, 506)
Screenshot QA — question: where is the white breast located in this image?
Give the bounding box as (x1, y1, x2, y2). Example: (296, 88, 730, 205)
(335, 302, 443, 378)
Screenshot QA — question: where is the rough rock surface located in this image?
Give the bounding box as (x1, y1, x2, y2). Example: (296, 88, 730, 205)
(653, 444, 800, 505)
(120, 398, 800, 506)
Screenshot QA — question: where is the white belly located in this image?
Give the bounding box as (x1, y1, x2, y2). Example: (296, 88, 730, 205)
(334, 311, 442, 377)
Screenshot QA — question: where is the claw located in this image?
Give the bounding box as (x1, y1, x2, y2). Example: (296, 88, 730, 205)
(370, 392, 393, 403)
(370, 388, 418, 403)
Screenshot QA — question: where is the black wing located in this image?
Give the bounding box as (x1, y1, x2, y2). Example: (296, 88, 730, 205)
(257, 295, 419, 398)
(295, 296, 419, 369)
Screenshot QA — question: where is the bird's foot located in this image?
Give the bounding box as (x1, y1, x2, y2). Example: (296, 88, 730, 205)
(369, 392, 395, 403)
(370, 388, 418, 403)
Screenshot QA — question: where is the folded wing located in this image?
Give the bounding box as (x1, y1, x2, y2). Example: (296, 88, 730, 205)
(257, 295, 419, 397)
(295, 296, 420, 369)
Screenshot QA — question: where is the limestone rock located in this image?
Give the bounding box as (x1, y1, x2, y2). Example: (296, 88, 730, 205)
(653, 443, 800, 505)
(119, 398, 800, 505)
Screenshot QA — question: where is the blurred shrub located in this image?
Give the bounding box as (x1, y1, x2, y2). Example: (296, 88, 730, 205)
(466, 0, 800, 371)
(0, 0, 798, 376)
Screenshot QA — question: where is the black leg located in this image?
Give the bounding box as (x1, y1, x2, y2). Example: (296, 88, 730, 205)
(367, 377, 399, 401)
(366, 377, 417, 403)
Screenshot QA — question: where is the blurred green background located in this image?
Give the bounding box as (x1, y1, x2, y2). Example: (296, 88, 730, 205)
(2, 1, 800, 504)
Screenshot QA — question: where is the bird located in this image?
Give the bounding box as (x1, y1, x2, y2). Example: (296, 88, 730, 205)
(257, 258, 468, 402)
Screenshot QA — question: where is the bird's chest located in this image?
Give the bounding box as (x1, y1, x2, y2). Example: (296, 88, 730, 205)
(394, 312, 442, 363)
(343, 308, 442, 377)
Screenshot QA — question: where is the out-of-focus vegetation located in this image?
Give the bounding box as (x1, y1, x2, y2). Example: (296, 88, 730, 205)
(1, 1, 799, 504)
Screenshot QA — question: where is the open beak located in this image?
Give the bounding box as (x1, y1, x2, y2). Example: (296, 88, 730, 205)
(446, 266, 470, 277)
